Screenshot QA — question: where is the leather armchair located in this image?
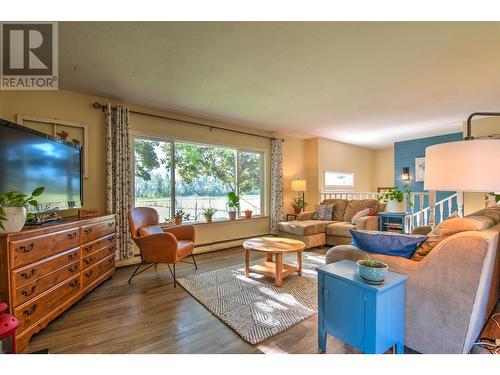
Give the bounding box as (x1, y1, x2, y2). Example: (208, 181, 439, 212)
(128, 207, 197, 287)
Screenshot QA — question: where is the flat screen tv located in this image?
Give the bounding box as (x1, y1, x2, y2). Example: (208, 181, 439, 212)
(0, 118, 83, 210)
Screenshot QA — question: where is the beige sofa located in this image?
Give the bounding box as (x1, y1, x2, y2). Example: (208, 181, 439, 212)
(325, 207, 500, 354)
(278, 199, 386, 248)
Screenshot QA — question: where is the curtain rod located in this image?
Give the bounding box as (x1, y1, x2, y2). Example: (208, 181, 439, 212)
(92, 102, 284, 142)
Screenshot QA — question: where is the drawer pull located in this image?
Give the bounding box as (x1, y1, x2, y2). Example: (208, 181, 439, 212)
(108, 257, 114, 264)
(23, 304, 37, 316)
(68, 252, 78, 261)
(21, 269, 36, 279)
(67, 232, 78, 240)
(69, 280, 80, 288)
(84, 257, 93, 265)
(108, 222, 114, 228)
(84, 228, 93, 235)
(68, 265, 78, 273)
(85, 270, 93, 278)
(21, 285, 37, 297)
(17, 243, 35, 253)
(83, 245, 92, 253)
(108, 236, 115, 242)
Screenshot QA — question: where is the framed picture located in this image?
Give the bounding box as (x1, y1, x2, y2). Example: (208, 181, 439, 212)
(16, 114, 89, 179)
(415, 157, 425, 182)
(377, 187, 391, 193)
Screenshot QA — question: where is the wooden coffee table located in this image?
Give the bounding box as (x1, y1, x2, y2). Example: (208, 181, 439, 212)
(243, 237, 306, 287)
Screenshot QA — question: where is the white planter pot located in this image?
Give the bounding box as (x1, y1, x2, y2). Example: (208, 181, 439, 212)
(0, 207, 27, 233)
(228, 211, 237, 220)
(385, 199, 406, 213)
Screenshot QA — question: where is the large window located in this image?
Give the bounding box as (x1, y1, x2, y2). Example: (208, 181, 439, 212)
(325, 171, 354, 187)
(133, 137, 264, 223)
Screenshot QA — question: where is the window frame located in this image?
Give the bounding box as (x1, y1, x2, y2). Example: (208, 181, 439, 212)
(324, 170, 355, 189)
(131, 131, 267, 223)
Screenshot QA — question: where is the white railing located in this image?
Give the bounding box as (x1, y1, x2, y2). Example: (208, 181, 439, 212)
(405, 192, 463, 233)
(321, 190, 382, 201)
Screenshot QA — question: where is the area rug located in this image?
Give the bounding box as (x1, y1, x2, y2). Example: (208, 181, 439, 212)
(177, 252, 324, 344)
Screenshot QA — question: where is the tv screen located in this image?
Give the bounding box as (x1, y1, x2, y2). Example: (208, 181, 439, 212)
(0, 119, 82, 210)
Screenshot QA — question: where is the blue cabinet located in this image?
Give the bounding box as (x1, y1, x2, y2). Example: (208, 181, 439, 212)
(317, 260, 407, 354)
(378, 212, 408, 233)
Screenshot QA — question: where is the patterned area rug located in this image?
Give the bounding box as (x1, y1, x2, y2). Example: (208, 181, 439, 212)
(177, 252, 324, 344)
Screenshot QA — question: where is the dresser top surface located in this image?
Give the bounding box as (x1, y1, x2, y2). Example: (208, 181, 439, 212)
(317, 260, 407, 292)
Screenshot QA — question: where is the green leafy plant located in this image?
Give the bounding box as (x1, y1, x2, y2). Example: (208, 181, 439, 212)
(359, 253, 386, 269)
(202, 208, 217, 217)
(0, 187, 45, 230)
(174, 210, 190, 221)
(227, 192, 240, 209)
(380, 185, 413, 206)
(291, 194, 308, 210)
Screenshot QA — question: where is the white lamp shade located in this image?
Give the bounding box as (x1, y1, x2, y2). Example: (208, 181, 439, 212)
(291, 179, 307, 192)
(424, 139, 500, 192)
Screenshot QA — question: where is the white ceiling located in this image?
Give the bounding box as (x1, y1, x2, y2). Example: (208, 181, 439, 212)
(59, 22, 500, 148)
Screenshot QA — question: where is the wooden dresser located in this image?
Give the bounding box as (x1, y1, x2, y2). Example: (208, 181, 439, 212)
(0, 214, 116, 352)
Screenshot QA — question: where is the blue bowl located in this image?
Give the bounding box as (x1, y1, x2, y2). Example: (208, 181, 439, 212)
(357, 260, 388, 283)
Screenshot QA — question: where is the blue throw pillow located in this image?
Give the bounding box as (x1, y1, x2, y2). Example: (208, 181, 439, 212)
(349, 229, 427, 259)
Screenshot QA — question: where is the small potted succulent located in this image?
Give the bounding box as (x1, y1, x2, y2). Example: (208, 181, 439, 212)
(244, 209, 253, 219)
(380, 185, 412, 213)
(0, 187, 45, 233)
(202, 207, 217, 223)
(227, 192, 240, 220)
(357, 254, 389, 284)
(291, 194, 307, 214)
(173, 210, 190, 225)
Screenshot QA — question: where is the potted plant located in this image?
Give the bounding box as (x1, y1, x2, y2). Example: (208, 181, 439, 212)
(173, 210, 190, 225)
(356, 254, 389, 284)
(202, 207, 217, 223)
(0, 187, 45, 233)
(380, 185, 412, 213)
(291, 194, 307, 214)
(227, 191, 240, 220)
(244, 209, 253, 219)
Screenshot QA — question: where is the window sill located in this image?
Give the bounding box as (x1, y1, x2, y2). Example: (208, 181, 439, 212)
(160, 215, 269, 227)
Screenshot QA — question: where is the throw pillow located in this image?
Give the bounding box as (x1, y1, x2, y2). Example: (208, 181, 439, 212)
(312, 204, 335, 220)
(412, 216, 494, 261)
(351, 207, 376, 224)
(350, 229, 427, 259)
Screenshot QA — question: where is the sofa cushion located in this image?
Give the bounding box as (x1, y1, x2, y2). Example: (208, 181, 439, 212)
(278, 220, 333, 236)
(312, 204, 335, 220)
(139, 225, 164, 236)
(350, 229, 427, 259)
(344, 199, 380, 222)
(321, 199, 348, 221)
(412, 216, 495, 261)
(326, 222, 356, 237)
(467, 207, 500, 224)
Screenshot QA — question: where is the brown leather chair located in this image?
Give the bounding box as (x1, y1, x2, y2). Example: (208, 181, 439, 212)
(128, 207, 197, 287)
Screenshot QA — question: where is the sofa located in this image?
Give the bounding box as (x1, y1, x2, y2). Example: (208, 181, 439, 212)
(278, 198, 386, 248)
(325, 207, 500, 354)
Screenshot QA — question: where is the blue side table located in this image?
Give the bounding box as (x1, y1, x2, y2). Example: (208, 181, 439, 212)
(317, 260, 407, 354)
(378, 212, 408, 233)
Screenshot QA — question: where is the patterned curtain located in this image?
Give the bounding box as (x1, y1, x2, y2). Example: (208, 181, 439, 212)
(270, 138, 284, 234)
(105, 104, 133, 259)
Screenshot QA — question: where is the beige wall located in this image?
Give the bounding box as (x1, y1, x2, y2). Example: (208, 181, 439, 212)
(463, 116, 500, 215)
(374, 146, 394, 189)
(0, 89, 275, 249)
(280, 134, 308, 215)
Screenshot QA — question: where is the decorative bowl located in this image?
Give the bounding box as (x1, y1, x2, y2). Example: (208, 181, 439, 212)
(356, 259, 389, 284)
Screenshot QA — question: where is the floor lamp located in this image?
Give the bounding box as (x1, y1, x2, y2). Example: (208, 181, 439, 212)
(424, 112, 500, 211)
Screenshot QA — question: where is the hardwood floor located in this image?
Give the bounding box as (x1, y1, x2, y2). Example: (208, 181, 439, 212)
(26, 246, 359, 354)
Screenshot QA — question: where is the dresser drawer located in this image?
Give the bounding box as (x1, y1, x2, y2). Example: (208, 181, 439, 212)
(13, 260, 80, 307)
(81, 254, 115, 288)
(81, 233, 116, 256)
(10, 228, 80, 268)
(11, 247, 81, 289)
(14, 274, 81, 332)
(82, 243, 116, 269)
(81, 219, 115, 243)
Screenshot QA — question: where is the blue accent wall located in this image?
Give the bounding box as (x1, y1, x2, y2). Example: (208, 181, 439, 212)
(394, 132, 463, 215)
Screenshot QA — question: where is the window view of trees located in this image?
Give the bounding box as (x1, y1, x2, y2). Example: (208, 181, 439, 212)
(134, 137, 263, 222)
